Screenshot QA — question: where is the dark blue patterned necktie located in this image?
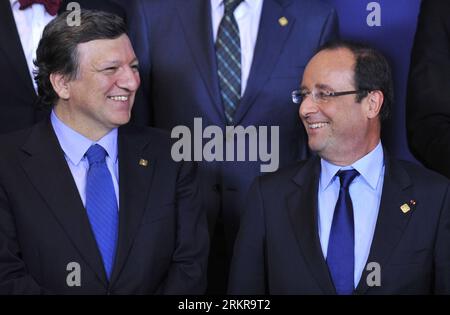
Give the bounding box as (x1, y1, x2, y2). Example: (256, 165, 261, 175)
(327, 169, 359, 295)
(85, 144, 118, 280)
(216, 0, 243, 124)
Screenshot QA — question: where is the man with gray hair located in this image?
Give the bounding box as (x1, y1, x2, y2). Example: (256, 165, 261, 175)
(0, 0, 126, 134)
(0, 10, 208, 294)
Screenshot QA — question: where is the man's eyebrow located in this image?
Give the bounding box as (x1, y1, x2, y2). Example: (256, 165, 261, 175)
(299, 85, 308, 91)
(94, 60, 121, 69)
(96, 58, 139, 68)
(315, 83, 334, 90)
(299, 83, 334, 91)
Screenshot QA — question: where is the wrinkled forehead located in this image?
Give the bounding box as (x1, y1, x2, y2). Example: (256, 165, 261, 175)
(77, 34, 136, 63)
(302, 48, 356, 89)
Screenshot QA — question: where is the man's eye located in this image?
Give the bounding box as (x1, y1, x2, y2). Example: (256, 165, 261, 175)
(103, 67, 117, 73)
(131, 64, 140, 71)
(317, 90, 332, 99)
(299, 91, 309, 98)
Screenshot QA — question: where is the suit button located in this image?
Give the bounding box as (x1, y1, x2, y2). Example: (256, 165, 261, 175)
(213, 184, 221, 192)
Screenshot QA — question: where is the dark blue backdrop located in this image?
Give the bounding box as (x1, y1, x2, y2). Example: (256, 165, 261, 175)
(323, 0, 421, 162)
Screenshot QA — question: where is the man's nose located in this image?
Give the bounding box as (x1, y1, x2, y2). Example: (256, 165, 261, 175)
(299, 95, 318, 119)
(117, 66, 140, 91)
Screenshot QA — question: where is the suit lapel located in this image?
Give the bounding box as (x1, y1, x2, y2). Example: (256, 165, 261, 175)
(19, 120, 108, 286)
(287, 151, 416, 294)
(175, 0, 225, 123)
(233, 0, 294, 125)
(109, 126, 156, 285)
(355, 153, 415, 294)
(0, 0, 36, 96)
(287, 157, 336, 294)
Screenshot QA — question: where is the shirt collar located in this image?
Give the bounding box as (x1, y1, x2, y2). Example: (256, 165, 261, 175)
(51, 110, 118, 166)
(320, 141, 384, 191)
(10, 0, 19, 7)
(211, 0, 258, 11)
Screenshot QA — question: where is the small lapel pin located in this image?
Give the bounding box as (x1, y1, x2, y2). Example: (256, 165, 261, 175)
(139, 158, 148, 167)
(400, 203, 410, 214)
(278, 16, 288, 27)
(400, 200, 417, 214)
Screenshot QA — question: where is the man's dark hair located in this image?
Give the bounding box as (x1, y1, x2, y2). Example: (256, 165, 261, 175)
(34, 10, 127, 108)
(317, 40, 394, 121)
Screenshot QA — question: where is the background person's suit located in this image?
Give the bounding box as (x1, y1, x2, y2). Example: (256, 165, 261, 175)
(128, 0, 339, 291)
(407, 0, 450, 178)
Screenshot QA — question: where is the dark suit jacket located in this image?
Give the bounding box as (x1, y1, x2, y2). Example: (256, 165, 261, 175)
(407, 0, 450, 178)
(0, 0, 126, 134)
(0, 119, 208, 294)
(128, 0, 339, 248)
(228, 153, 450, 294)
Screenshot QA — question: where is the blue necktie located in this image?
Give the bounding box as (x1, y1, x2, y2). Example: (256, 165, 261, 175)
(327, 169, 359, 295)
(85, 144, 118, 280)
(216, 0, 243, 124)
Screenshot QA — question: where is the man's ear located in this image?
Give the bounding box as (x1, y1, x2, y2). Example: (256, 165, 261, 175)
(49, 73, 70, 100)
(366, 90, 384, 119)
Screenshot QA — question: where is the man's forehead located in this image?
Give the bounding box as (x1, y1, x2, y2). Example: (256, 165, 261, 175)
(302, 48, 355, 86)
(310, 48, 354, 70)
(78, 35, 127, 48)
(76, 35, 136, 64)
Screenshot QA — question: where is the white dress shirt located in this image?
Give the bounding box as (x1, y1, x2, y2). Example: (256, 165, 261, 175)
(211, 0, 263, 95)
(318, 142, 385, 288)
(10, 0, 56, 91)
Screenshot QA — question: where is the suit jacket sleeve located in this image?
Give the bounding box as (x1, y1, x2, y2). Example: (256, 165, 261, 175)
(407, 0, 450, 177)
(158, 161, 209, 294)
(319, 6, 340, 46)
(128, 0, 153, 126)
(228, 178, 266, 295)
(0, 183, 48, 294)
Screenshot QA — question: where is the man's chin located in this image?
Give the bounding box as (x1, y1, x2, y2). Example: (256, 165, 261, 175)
(109, 117, 131, 128)
(307, 140, 324, 154)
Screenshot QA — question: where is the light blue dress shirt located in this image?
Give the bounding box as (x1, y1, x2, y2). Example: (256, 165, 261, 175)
(51, 110, 120, 208)
(318, 142, 385, 288)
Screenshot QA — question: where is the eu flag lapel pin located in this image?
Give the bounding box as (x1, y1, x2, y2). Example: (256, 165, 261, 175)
(400, 203, 410, 213)
(139, 158, 148, 167)
(278, 17, 288, 26)
(400, 200, 416, 214)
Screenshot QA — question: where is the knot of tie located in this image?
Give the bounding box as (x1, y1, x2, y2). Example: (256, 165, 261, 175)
(224, 0, 243, 14)
(85, 144, 107, 166)
(337, 169, 359, 190)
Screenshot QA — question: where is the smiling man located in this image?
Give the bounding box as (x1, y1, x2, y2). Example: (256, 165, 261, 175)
(0, 10, 208, 294)
(228, 41, 450, 294)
